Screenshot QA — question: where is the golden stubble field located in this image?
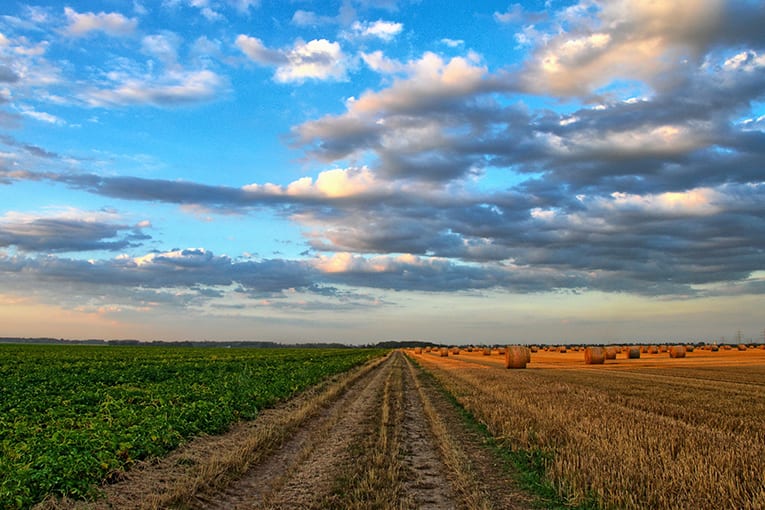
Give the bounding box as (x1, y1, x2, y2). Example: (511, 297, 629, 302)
(410, 345, 765, 510)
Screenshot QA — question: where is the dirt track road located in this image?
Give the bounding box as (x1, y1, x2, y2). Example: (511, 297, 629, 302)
(66, 351, 531, 510)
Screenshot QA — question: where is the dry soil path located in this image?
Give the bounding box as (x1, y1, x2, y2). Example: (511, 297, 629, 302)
(56, 351, 532, 510)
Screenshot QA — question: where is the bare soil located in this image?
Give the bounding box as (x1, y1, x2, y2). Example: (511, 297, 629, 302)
(49, 351, 533, 510)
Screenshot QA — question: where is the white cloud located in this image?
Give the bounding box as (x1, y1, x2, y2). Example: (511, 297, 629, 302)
(440, 38, 464, 48)
(605, 188, 724, 216)
(550, 123, 711, 158)
(200, 7, 223, 21)
(63, 7, 138, 37)
(291, 10, 335, 27)
(141, 33, 182, 69)
(238, 35, 348, 83)
(243, 167, 383, 199)
(276, 39, 347, 83)
(17, 104, 65, 125)
(519, 0, 728, 97)
(723, 50, 765, 72)
(347, 20, 403, 42)
(350, 52, 487, 114)
(235, 35, 286, 65)
(494, 4, 523, 24)
(313, 252, 437, 275)
(361, 50, 404, 74)
(83, 69, 226, 107)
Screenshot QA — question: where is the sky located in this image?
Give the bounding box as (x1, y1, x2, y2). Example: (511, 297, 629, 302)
(1, 0, 764, 344)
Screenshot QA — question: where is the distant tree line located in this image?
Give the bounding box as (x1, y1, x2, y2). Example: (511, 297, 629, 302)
(0, 337, 366, 349)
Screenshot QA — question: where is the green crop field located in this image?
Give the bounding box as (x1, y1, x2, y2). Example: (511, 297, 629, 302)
(0, 344, 384, 509)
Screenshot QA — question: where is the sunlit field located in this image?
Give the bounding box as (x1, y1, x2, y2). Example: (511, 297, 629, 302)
(411, 345, 765, 509)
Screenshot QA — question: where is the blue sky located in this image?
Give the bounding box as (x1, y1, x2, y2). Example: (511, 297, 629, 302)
(1, 0, 764, 344)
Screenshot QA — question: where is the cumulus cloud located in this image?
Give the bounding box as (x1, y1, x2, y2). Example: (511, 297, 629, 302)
(516, 0, 765, 98)
(62, 7, 138, 37)
(275, 39, 348, 83)
(293, 52, 493, 180)
(237, 35, 349, 83)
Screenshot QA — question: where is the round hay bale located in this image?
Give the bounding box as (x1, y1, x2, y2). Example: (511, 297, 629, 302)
(440, 347, 449, 357)
(451, 348, 460, 355)
(558, 346, 567, 353)
(668, 345, 686, 358)
(504, 346, 528, 369)
(627, 347, 641, 359)
(737, 344, 747, 351)
(605, 347, 618, 360)
(710, 344, 719, 352)
(584, 346, 605, 364)
(659, 345, 668, 353)
(524, 347, 531, 363)
(482, 347, 491, 356)
(647, 345, 658, 354)
(685, 345, 694, 352)
(640, 345, 648, 353)
(414, 347, 422, 354)
(758, 345, 765, 350)
(530, 345, 539, 353)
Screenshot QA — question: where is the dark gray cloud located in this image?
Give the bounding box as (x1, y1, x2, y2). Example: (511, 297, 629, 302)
(0, 65, 20, 83)
(0, 216, 150, 253)
(0, 249, 323, 308)
(0, 135, 61, 160)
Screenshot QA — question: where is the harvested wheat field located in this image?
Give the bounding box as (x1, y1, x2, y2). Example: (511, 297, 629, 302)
(411, 346, 765, 509)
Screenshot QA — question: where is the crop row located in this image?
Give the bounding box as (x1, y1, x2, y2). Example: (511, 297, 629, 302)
(0, 344, 384, 509)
